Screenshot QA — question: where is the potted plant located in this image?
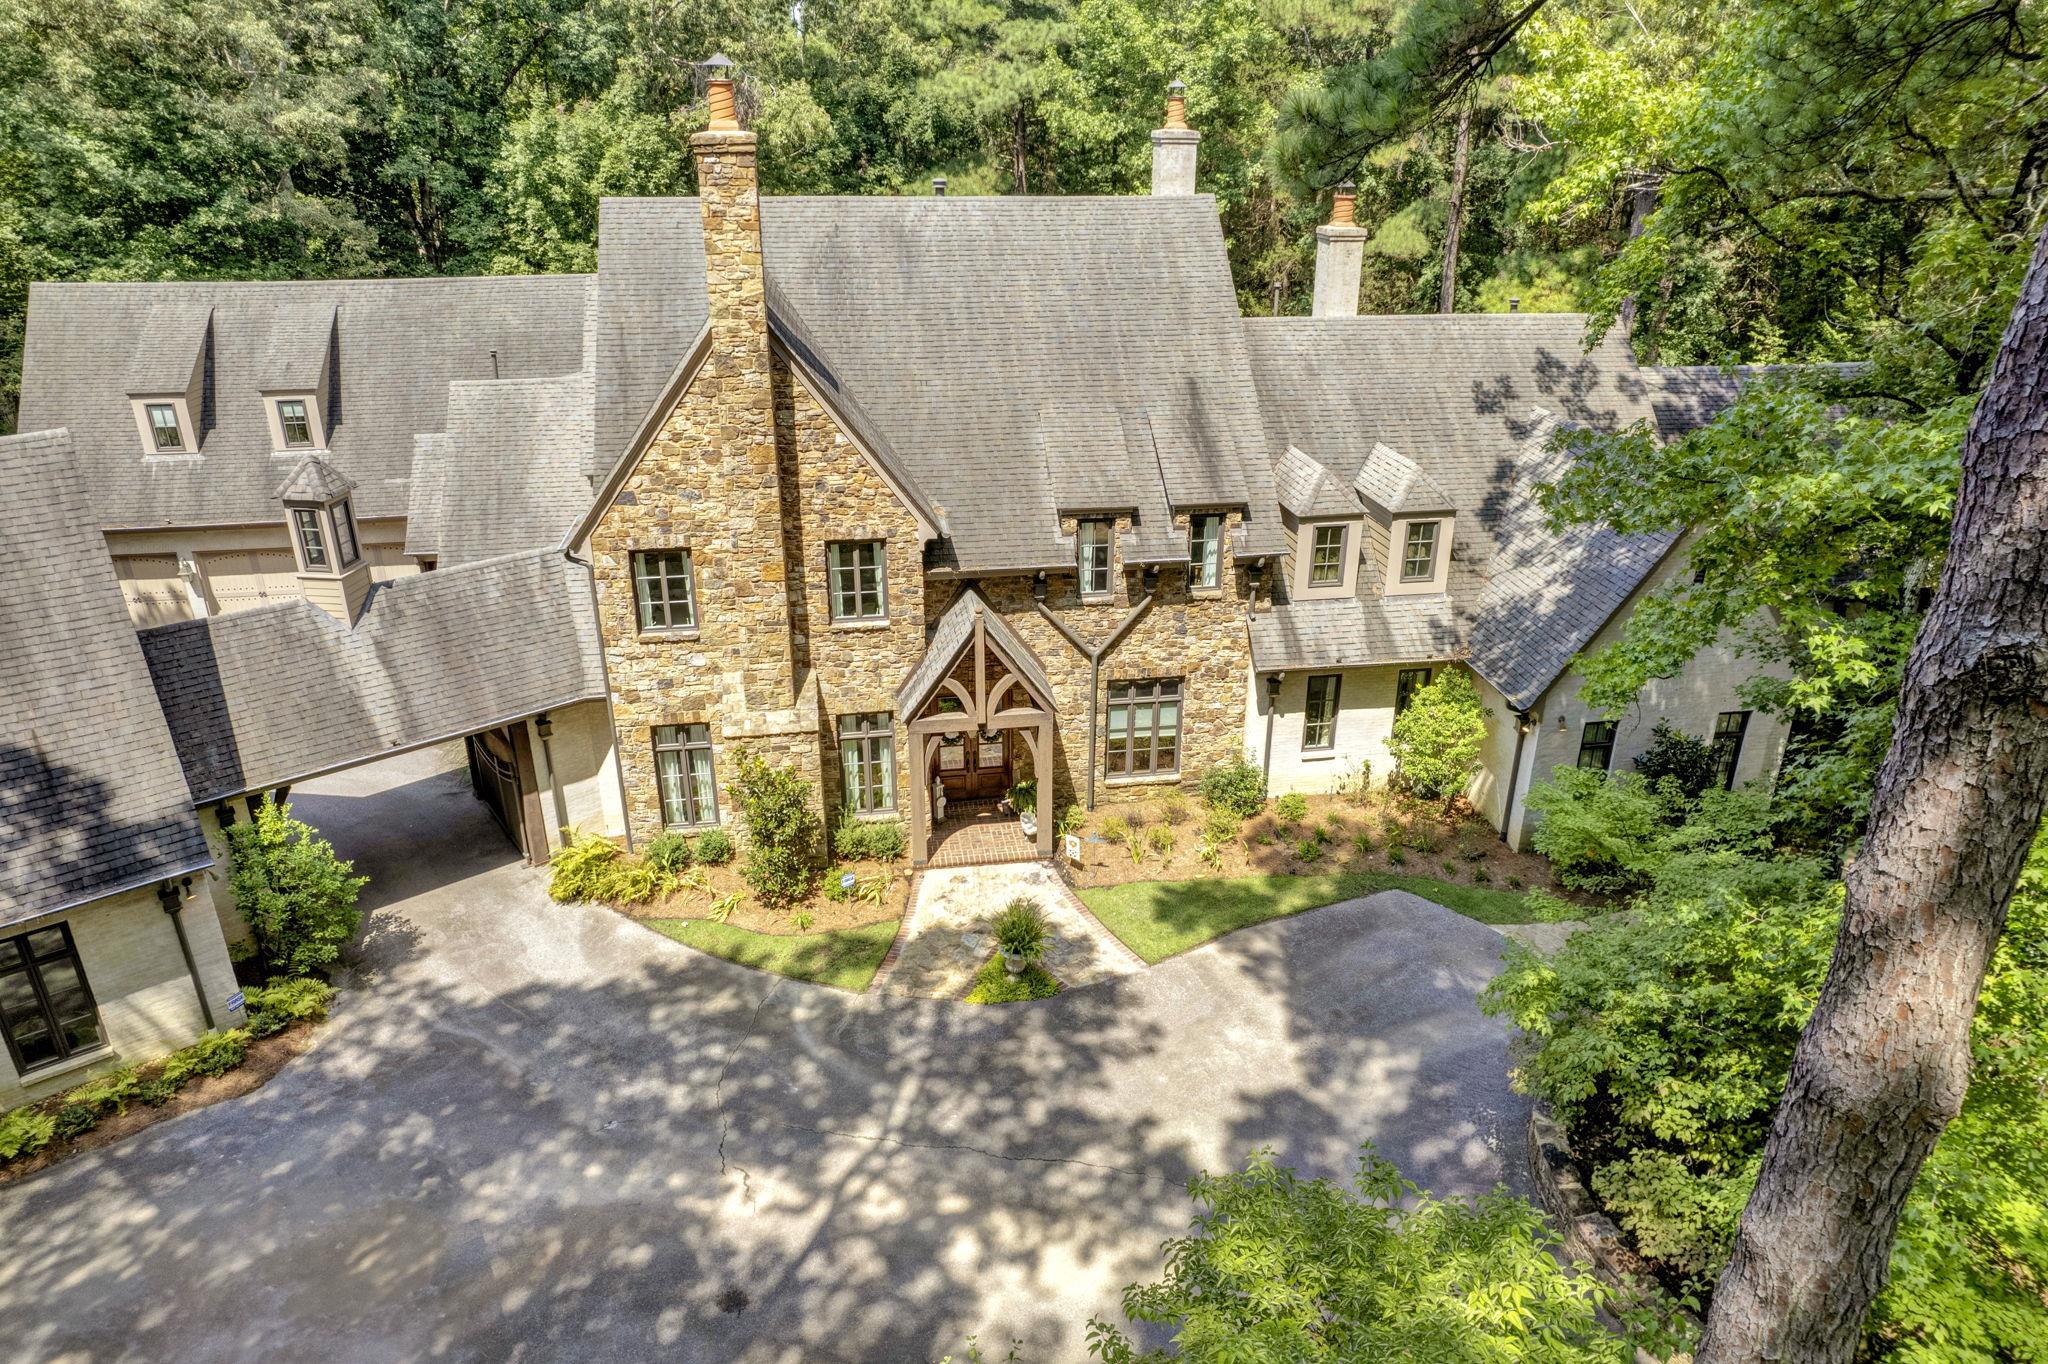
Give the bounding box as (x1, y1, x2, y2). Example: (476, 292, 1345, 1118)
(1009, 778, 1039, 838)
(991, 897, 1049, 976)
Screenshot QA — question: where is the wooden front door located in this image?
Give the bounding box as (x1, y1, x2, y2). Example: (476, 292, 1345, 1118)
(937, 730, 1011, 803)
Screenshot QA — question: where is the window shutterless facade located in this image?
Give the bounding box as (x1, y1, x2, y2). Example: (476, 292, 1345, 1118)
(1401, 520, 1439, 582)
(293, 508, 329, 569)
(1309, 524, 1347, 585)
(654, 723, 717, 827)
(0, 923, 103, 1076)
(1105, 678, 1181, 777)
(1394, 667, 1433, 714)
(1577, 720, 1617, 771)
(277, 399, 313, 448)
(633, 550, 697, 632)
(838, 713, 896, 814)
(827, 541, 887, 622)
(1711, 710, 1751, 790)
(1188, 514, 1222, 590)
(1078, 520, 1113, 597)
(146, 403, 183, 450)
(1303, 674, 1341, 750)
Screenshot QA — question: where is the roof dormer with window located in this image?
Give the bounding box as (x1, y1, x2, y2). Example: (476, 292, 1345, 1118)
(257, 303, 338, 455)
(1273, 445, 1362, 601)
(123, 302, 212, 459)
(276, 453, 371, 624)
(1353, 443, 1455, 597)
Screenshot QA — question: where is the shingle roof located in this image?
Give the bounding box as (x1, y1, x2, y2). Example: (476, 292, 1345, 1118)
(274, 452, 356, 504)
(596, 196, 1286, 569)
(139, 549, 606, 802)
(1274, 445, 1358, 518)
(420, 371, 595, 567)
(1353, 442, 1454, 514)
(20, 275, 591, 528)
(895, 587, 1055, 716)
(121, 302, 211, 395)
(1247, 594, 1469, 671)
(402, 434, 449, 558)
(1, 430, 212, 927)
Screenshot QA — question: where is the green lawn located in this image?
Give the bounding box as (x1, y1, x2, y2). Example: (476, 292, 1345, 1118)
(1079, 872, 1538, 964)
(643, 918, 898, 991)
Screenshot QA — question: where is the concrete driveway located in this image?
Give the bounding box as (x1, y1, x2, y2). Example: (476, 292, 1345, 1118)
(0, 748, 1531, 1363)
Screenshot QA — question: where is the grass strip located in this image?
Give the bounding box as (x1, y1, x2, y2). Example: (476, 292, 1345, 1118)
(644, 918, 898, 991)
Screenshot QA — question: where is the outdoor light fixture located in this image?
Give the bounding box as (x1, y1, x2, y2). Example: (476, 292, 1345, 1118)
(536, 712, 553, 740)
(1265, 672, 1284, 703)
(1032, 571, 1048, 602)
(1558, 714, 1567, 733)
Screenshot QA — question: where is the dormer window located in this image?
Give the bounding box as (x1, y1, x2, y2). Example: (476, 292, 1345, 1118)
(1189, 514, 1222, 590)
(293, 508, 329, 569)
(1078, 520, 1113, 599)
(145, 403, 184, 451)
(1400, 521, 1438, 582)
(332, 496, 360, 568)
(1386, 516, 1451, 595)
(1309, 524, 1348, 585)
(277, 399, 314, 448)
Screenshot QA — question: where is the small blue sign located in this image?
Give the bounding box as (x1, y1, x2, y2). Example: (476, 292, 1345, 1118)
(840, 871, 857, 889)
(225, 990, 246, 1014)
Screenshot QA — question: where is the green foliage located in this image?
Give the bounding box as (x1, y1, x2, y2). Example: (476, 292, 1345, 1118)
(1632, 721, 1719, 799)
(1387, 671, 1486, 803)
(1157, 792, 1189, 826)
(692, 828, 735, 865)
(1201, 807, 1241, 845)
(727, 750, 822, 908)
(1007, 777, 1037, 814)
(1145, 823, 1176, 858)
(243, 977, 336, 1039)
(548, 833, 620, 902)
(1528, 765, 1791, 895)
(1199, 756, 1267, 818)
(158, 1030, 250, 1087)
(1273, 792, 1308, 826)
(1099, 814, 1131, 845)
(0, 1106, 56, 1162)
(1057, 804, 1087, 838)
(1087, 1145, 1628, 1363)
(991, 897, 1050, 961)
(226, 797, 368, 979)
(643, 832, 694, 875)
(833, 818, 907, 862)
(965, 955, 1063, 1003)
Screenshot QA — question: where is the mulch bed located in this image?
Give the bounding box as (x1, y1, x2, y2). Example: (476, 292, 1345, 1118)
(616, 854, 912, 934)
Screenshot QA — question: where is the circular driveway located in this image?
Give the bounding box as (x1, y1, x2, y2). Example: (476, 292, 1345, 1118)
(0, 749, 1530, 1363)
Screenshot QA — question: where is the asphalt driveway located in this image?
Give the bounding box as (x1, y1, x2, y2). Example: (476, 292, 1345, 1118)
(0, 748, 1531, 1363)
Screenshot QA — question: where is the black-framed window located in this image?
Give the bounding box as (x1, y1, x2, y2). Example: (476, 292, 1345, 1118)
(827, 541, 887, 621)
(1304, 674, 1341, 750)
(1079, 520, 1113, 597)
(1189, 514, 1222, 590)
(277, 399, 313, 448)
(293, 507, 329, 569)
(1, 923, 103, 1076)
(333, 497, 360, 568)
(838, 713, 896, 813)
(1401, 521, 1440, 582)
(1309, 524, 1347, 585)
(633, 550, 697, 632)
(654, 723, 717, 827)
(1711, 711, 1751, 790)
(1106, 678, 1181, 777)
(1577, 720, 1618, 771)
(146, 402, 184, 451)
(1394, 667, 1433, 714)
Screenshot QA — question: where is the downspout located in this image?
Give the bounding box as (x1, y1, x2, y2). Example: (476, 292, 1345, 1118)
(1034, 574, 1155, 811)
(1500, 708, 1532, 846)
(1262, 672, 1282, 788)
(158, 878, 217, 1031)
(567, 548, 635, 852)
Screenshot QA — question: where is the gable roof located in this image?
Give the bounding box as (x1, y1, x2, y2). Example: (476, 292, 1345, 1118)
(1, 430, 211, 926)
(19, 275, 591, 529)
(894, 587, 1056, 716)
(139, 549, 606, 803)
(1353, 442, 1454, 514)
(596, 196, 1285, 570)
(1274, 445, 1358, 519)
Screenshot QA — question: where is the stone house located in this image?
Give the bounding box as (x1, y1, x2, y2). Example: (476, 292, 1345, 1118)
(1, 72, 1787, 1088)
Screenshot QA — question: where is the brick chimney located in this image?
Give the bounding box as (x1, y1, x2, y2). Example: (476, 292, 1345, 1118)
(1150, 80, 1200, 196)
(1312, 181, 1368, 317)
(691, 55, 798, 709)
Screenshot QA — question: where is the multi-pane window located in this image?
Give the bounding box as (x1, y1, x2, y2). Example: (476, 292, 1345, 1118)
(146, 403, 183, 451)
(1394, 667, 1433, 714)
(277, 399, 313, 448)
(293, 508, 329, 569)
(1106, 678, 1181, 777)
(1711, 711, 1751, 790)
(827, 541, 887, 621)
(1401, 521, 1440, 582)
(1078, 520, 1113, 597)
(1189, 514, 1222, 590)
(838, 713, 896, 814)
(1577, 720, 1618, 771)
(654, 723, 717, 827)
(0, 924, 103, 1075)
(1303, 674, 1342, 750)
(1309, 524, 1348, 585)
(633, 550, 697, 632)
(333, 497, 360, 568)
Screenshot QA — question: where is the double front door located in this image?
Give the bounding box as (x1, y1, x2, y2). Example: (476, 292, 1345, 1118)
(937, 729, 1011, 803)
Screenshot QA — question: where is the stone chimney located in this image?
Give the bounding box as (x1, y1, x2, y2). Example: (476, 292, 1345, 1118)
(1150, 80, 1201, 196)
(1312, 181, 1368, 317)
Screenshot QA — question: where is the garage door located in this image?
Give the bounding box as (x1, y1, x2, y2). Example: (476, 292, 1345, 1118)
(199, 549, 300, 613)
(115, 555, 189, 627)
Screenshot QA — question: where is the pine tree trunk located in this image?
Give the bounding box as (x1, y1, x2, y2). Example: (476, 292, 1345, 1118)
(1616, 176, 1659, 334)
(1012, 102, 1029, 194)
(1697, 222, 2048, 1362)
(1439, 103, 1472, 314)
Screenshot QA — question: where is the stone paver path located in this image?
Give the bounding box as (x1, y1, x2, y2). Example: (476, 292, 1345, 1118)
(875, 861, 1144, 998)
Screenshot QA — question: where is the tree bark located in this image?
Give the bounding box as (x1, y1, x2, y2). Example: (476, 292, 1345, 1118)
(1615, 175, 1660, 335)
(1439, 102, 1472, 314)
(1012, 102, 1029, 194)
(1696, 222, 2048, 1362)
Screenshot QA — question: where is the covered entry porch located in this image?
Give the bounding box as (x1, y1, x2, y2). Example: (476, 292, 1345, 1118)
(895, 590, 1057, 867)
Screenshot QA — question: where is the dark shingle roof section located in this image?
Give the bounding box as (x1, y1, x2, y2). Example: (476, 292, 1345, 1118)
(139, 550, 606, 802)
(1, 430, 212, 926)
(598, 196, 1284, 568)
(20, 275, 591, 529)
(1248, 595, 1468, 671)
(424, 372, 595, 567)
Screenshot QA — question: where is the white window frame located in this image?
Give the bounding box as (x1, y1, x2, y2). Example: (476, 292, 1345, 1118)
(633, 550, 698, 633)
(1078, 520, 1114, 599)
(827, 541, 888, 623)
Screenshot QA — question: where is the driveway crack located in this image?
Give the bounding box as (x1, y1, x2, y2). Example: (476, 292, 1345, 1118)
(713, 978, 784, 1205)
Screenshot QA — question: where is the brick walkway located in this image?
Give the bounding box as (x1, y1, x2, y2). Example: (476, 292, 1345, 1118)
(926, 799, 1038, 867)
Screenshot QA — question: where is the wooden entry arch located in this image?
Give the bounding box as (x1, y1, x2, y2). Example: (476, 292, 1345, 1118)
(896, 590, 1057, 865)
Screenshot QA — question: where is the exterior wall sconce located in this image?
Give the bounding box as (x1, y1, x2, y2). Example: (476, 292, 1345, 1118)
(536, 712, 554, 740)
